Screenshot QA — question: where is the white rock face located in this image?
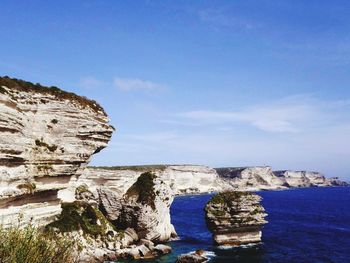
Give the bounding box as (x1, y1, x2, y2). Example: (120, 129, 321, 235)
(274, 170, 341, 187)
(215, 166, 288, 191)
(80, 165, 225, 196)
(0, 78, 113, 226)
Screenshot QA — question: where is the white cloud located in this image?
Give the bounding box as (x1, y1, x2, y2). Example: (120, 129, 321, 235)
(174, 95, 350, 133)
(114, 77, 166, 91)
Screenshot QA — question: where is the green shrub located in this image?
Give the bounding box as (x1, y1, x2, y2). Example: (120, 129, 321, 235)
(125, 172, 157, 209)
(0, 224, 76, 263)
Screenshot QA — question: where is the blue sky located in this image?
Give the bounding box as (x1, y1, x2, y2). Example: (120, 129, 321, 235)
(1, 0, 350, 179)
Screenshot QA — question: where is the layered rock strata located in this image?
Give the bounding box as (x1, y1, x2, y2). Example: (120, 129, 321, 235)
(205, 191, 267, 246)
(0, 77, 113, 226)
(274, 170, 348, 187)
(80, 165, 225, 195)
(215, 166, 287, 191)
(47, 172, 175, 262)
(216, 166, 348, 190)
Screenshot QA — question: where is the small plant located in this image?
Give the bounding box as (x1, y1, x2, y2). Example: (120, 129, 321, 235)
(35, 138, 58, 152)
(0, 224, 76, 263)
(17, 182, 36, 194)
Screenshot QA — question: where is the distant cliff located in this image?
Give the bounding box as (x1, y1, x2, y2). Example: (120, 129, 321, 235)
(216, 166, 348, 191)
(81, 165, 348, 196)
(80, 165, 225, 196)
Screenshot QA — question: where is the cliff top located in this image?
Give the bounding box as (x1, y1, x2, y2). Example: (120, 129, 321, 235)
(88, 164, 207, 171)
(0, 76, 106, 115)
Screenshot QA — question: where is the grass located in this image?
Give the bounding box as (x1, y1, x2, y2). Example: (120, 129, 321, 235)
(0, 76, 106, 114)
(0, 224, 76, 263)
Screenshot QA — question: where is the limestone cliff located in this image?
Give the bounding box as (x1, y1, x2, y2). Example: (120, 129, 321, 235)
(274, 170, 348, 187)
(215, 166, 287, 191)
(79, 165, 225, 195)
(0, 76, 113, 227)
(216, 166, 348, 190)
(47, 172, 174, 262)
(205, 191, 267, 246)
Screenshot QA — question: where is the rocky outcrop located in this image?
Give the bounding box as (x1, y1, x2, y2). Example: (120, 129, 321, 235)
(0, 77, 113, 227)
(47, 172, 175, 262)
(205, 191, 267, 246)
(176, 250, 209, 263)
(80, 165, 225, 195)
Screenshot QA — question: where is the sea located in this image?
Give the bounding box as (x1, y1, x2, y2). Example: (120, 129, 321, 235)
(117, 187, 350, 263)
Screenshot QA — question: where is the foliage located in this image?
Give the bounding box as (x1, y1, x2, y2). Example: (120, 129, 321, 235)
(35, 138, 57, 152)
(46, 201, 114, 237)
(125, 172, 157, 209)
(0, 224, 76, 263)
(208, 191, 248, 205)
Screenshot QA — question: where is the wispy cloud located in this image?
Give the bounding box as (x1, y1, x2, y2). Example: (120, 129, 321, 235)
(173, 95, 350, 133)
(114, 77, 166, 91)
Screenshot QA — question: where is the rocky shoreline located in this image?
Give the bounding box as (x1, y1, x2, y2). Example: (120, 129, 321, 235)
(0, 76, 348, 262)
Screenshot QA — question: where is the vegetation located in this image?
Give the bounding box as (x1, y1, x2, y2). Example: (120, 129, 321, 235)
(46, 201, 115, 237)
(17, 182, 36, 194)
(0, 76, 105, 114)
(0, 224, 76, 263)
(208, 191, 248, 205)
(35, 138, 58, 152)
(125, 172, 157, 209)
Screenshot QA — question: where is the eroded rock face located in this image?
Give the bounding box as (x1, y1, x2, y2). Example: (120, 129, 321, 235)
(216, 166, 288, 191)
(0, 77, 113, 226)
(273, 170, 349, 187)
(205, 191, 267, 246)
(80, 165, 225, 195)
(119, 172, 177, 242)
(216, 167, 348, 190)
(47, 172, 175, 262)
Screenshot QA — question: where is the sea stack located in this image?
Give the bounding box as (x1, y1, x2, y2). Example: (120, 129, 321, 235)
(205, 191, 267, 246)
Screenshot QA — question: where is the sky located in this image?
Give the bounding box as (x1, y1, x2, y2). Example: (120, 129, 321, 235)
(1, 0, 350, 180)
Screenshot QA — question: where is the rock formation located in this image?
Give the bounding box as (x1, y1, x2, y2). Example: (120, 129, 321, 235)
(215, 166, 288, 191)
(216, 166, 348, 190)
(47, 172, 175, 262)
(79, 165, 225, 196)
(205, 191, 267, 246)
(176, 250, 209, 263)
(0, 76, 113, 227)
(274, 170, 347, 187)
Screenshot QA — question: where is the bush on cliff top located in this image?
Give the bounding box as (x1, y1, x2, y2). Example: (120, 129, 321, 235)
(208, 191, 249, 205)
(125, 172, 157, 209)
(0, 224, 76, 263)
(0, 76, 105, 114)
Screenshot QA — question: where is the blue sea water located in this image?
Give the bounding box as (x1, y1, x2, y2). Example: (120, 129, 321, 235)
(117, 187, 350, 263)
